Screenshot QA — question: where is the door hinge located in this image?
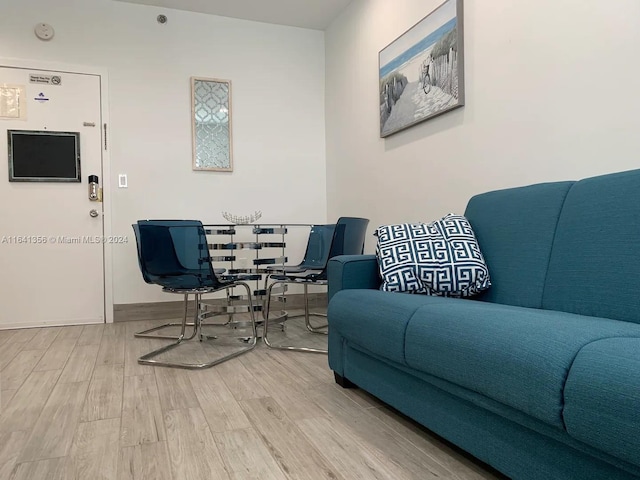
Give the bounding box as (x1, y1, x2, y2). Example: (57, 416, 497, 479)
(103, 123, 108, 150)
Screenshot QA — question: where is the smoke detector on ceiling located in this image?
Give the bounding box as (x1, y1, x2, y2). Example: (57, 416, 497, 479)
(34, 23, 55, 41)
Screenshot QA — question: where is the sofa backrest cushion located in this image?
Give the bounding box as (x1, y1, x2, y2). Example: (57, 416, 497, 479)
(464, 181, 573, 308)
(543, 169, 640, 323)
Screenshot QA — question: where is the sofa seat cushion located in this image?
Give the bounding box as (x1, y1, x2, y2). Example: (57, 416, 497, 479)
(404, 300, 640, 429)
(564, 338, 640, 468)
(328, 289, 451, 365)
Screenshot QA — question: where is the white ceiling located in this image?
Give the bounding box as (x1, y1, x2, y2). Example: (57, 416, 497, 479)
(113, 0, 354, 30)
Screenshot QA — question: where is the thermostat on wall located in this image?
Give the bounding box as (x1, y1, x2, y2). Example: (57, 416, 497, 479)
(34, 23, 55, 41)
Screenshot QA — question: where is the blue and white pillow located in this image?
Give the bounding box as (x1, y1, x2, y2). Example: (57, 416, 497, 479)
(375, 214, 491, 297)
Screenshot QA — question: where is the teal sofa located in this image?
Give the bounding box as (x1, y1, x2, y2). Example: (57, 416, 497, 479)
(327, 169, 640, 480)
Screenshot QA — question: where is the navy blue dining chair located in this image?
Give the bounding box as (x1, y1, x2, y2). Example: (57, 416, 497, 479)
(263, 217, 369, 353)
(132, 219, 257, 369)
(265, 223, 336, 275)
(133, 222, 225, 341)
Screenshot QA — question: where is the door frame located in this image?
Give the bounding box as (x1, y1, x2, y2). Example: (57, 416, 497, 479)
(0, 57, 114, 324)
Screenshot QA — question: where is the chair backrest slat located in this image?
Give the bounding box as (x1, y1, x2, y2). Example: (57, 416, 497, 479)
(298, 224, 337, 270)
(334, 217, 369, 256)
(132, 219, 222, 290)
(308, 217, 369, 280)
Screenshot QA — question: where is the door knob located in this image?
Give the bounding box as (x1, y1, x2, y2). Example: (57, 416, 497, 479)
(89, 209, 99, 218)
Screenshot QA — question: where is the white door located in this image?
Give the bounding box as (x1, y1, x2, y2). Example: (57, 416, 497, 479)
(0, 67, 105, 328)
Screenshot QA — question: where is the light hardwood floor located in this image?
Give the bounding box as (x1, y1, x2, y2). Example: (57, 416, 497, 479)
(0, 313, 504, 480)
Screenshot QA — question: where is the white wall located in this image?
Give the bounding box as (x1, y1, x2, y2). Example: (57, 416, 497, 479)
(0, 0, 327, 303)
(325, 0, 640, 252)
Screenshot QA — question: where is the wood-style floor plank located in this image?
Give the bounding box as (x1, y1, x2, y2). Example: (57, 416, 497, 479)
(216, 357, 269, 401)
(264, 349, 333, 386)
(154, 366, 199, 411)
(0, 329, 17, 347)
(58, 344, 99, 384)
(77, 324, 104, 346)
(34, 338, 77, 372)
(367, 406, 500, 480)
(1, 319, 500, 480)
(0, 430, 28, 480)
(120, 374, 165, 447)
(240, 397, 345, 480)
(8, 328, 39, 344)
(56, 325, 84, 341)
(308, 382, 471, 480)
(164, 407, 231, 480)
(9, 457, 72, 480)
(297, 415, 416, 480)
(239, 350, 327, 421)
(1, 349, 46, 391)
(188, 368, 251, 433)
(96, 330, 126, 366)
(123, 337, 154, 377)
(25, 327, 62, 351)
(68, 418, 121, 480)
(0, 369, 61, 433)
(0, 340, 27, 372)
(118, 441, 173, 480)
(103, 322, 127, 338)
(19, 380, 89, 462)
(213, 427, 288, 480)
(81, 364, 124, 422)
(0, 389, 17, 414)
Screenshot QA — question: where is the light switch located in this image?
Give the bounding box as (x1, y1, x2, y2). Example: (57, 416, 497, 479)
(118, 174, 128, 188)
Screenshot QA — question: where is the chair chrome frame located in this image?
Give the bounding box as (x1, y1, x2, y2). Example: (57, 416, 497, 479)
(262, 223, 335, 333)
(133, 223, 225, 341)
(133, 267, 227, 341)
(138, 282, 257, 369)
(263, 276, 327, 354)
(133, 304, 196, 340)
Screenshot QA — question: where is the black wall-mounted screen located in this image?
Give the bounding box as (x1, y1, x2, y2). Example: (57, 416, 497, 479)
(8, 130, 81, 182)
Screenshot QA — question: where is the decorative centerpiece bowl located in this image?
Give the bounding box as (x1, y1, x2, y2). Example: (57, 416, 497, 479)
(222, 210, 262, 225)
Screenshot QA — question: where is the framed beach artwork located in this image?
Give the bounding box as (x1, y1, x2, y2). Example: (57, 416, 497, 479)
(379, 0, 464, 137)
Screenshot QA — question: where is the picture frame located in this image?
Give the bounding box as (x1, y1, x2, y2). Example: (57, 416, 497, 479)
(379, 0, 464, 138)
(191, 77, 233, 172)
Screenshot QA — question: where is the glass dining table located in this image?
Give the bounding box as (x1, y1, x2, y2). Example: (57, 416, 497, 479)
(198, 223, 317, 325)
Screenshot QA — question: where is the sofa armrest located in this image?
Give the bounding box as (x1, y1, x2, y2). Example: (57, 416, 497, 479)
(328, 255, 380, 301)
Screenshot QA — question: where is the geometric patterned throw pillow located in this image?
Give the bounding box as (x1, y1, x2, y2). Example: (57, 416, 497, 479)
(375, 213, 491, 297)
